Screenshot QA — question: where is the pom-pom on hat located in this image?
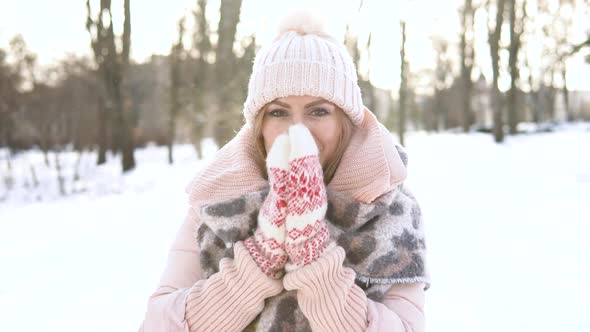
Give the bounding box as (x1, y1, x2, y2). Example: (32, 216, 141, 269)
(242, 9, 365, 126)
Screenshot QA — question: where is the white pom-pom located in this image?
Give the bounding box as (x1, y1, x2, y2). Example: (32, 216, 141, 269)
(277, 9, 330, 39)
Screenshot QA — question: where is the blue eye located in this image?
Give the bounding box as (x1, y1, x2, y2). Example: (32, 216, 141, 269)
(310, 108, 330, 117)
(269, 109, 289, 117)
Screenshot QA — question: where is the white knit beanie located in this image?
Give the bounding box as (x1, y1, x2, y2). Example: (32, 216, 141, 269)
(243, 10, 365, 126)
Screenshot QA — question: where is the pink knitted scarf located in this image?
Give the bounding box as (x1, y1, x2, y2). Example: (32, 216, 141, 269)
(186, 108, 407, 210)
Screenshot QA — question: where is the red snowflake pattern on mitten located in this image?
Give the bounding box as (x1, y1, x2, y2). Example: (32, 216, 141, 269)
(287, 155, 327, 215)
(284, 124, 331, 268)
(244, 134, 290, 278)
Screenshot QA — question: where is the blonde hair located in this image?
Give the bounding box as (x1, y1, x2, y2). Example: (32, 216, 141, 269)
(253, 104, 354, 184)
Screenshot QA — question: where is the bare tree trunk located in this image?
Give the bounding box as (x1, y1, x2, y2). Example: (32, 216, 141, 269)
(168, 18, 185, 164)
(524, 54, 540, 123)
(192, 0, 210, 156)
(398, 20, 407, 146)
(546, 70, 556, 121)
(97, 94, 107, 164)
(345, 10, 376, 113)
(3, 149, 14, 192)
(214, 0, 243, 147)
(437, 91, 448, 131)
(86, 0, 135, 171)
(460, 0, 475, 132)
(507, 0, 526, 134)
(29, 162, 39, 188)
(87, 1, 108, 165)
(43, 147, 50, 167)
(363, 33, 376, 112)
(488, 0, 506, 143)
(120, 0, 135, 171)
(40, 123, 51, 167)
(73, 149, 83, 183)
(23, 153, 39, 190)
(167, 115, 176, 164)
(54, 149, 65, 196)
(192, 135, 204, 160)
(507, 0, 518, 134)
(562, 63, 571, 121)
(432, 37, 452, 132)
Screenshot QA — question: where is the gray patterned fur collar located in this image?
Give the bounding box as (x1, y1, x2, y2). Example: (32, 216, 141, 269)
(197, 182, 430, 287)
(196, 184, 429, 331)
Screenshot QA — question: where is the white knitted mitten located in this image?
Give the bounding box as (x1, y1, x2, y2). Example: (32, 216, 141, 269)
(244, 134, 290, 278)
(285, 124, 331, 269)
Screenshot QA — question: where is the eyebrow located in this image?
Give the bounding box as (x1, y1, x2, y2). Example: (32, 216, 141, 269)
(269, 100, 328, 109)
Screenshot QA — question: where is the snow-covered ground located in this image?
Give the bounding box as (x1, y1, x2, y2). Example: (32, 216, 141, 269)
(1, 124, 589, 332)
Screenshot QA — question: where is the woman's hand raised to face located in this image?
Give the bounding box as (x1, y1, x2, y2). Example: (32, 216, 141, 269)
(245, 124, 332, 276)
(284, 124, 331, 270)
(244, 134, 290, 279)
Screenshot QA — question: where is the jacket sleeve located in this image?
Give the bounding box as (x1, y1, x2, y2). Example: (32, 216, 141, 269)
(283, 246, 425, 332)
(139, 207, 283, 332)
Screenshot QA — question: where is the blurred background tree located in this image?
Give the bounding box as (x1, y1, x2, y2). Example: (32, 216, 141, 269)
(86, 0, 134, 171)
(1, 0, 589, 184)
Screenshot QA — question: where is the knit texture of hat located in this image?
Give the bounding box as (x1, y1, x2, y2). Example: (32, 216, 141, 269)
(243, 10, 365, 126)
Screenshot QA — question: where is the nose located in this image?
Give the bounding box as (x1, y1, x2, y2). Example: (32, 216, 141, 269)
(291, 113, 304, 125)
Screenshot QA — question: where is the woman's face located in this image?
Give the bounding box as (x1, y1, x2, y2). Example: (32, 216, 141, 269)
(261, 96, 345, 167)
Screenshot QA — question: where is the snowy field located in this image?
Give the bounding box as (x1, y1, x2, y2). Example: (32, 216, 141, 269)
(1, 124, 589, 332)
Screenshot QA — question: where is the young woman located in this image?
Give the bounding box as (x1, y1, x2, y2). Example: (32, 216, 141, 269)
(140, 11, 430, 332)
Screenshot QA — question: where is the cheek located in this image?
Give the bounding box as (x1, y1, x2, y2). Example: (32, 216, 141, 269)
(308, 120, 341, 164)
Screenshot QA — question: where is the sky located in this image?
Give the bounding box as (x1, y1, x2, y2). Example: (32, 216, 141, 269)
(1, 0, 589, 92)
